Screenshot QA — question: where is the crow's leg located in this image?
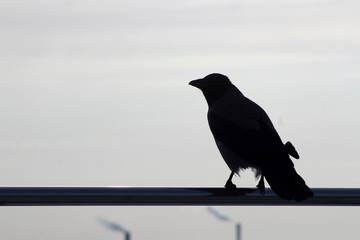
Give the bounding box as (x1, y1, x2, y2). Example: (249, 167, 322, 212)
(225, 171, 237, 190)
(257, 174, 265, 195)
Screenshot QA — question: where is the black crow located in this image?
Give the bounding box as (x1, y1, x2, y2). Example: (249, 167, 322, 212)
(189, 73, 313, 201)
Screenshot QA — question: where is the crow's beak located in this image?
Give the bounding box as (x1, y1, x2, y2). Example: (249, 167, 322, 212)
(189, 79, 203, 89)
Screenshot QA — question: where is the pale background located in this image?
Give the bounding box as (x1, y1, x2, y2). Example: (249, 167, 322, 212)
(1, 0, 360, 239)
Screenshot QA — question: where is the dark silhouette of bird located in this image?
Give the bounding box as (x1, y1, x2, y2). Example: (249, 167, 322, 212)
(189, 73, 313, 201)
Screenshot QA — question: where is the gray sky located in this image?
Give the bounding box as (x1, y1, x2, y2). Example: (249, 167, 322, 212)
(1, 0, 360, 239)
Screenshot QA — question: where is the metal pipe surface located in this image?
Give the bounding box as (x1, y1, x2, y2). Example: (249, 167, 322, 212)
(0, 187, 359, 206)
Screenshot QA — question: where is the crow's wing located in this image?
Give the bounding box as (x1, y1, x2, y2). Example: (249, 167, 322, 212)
(208, 110, 292, 169)
(207, 89, 292, 164)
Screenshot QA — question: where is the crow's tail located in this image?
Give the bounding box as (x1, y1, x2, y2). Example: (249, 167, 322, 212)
(264, 166, 313, 201)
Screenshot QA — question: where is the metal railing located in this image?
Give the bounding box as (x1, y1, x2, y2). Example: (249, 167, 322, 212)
(0, 187, 359, 206)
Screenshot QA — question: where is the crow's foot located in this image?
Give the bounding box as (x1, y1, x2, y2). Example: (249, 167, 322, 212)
(225, 180, 237, 191)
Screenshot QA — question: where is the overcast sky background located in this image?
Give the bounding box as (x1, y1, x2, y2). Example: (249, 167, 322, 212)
(1, 0, 360, 239)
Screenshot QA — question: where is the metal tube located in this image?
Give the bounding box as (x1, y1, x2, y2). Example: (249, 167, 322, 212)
(125, 231, 130, 240)
(236, 223, 241, 240)
(0, 187, 360, 206)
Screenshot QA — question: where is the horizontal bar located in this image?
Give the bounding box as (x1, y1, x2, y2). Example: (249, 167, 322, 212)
(0, 187, 360, 206)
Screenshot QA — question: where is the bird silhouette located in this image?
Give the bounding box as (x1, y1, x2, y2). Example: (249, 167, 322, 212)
(189, 73, 313, 201)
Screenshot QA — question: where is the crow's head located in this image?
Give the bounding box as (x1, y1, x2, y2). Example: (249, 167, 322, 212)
(189, 73, 231, 91)
(189, 73, 233, 106)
